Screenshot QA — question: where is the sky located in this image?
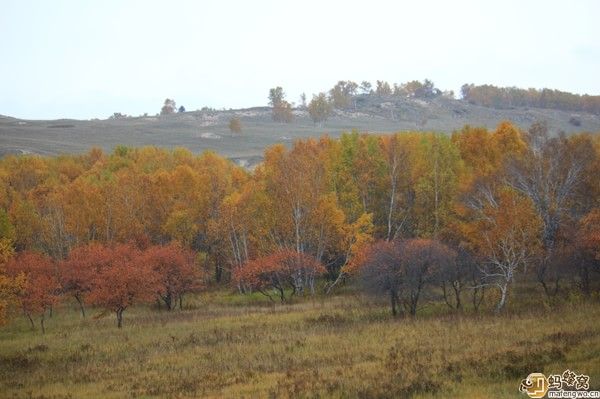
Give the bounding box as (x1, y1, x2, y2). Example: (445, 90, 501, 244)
(1, 0, 599, 120)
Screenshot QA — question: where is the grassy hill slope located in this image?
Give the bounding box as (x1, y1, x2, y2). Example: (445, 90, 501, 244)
(2, 96, 600, 168)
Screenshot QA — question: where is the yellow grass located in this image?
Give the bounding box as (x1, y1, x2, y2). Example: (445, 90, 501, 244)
(0, 290, 599, 398)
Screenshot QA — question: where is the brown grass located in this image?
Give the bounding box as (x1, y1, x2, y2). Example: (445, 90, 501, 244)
(0, 291, 599, 398)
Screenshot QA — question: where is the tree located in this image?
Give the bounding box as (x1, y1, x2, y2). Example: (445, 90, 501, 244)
(400, 79, 439, 99)
(437, 245, 477, 311)
(233, 249, 325, 302)
(464, 190, 542, 312)
(0, 271, 22, 327)
(576, 209, 600, 296)
(268, 87, 285, 108)
(412, 134, 462, 238)
(178, 105, 186, 113)
(299, 93, 307, 109)
(141, 243, 202, 310)
(261, 140, 349, 269)
(379, 134, 413, 241)
(326, 212, 374, 293)
(273, 101, 294, 123)
(5, 251, 60, 333)
(229, 117, 242, 133)
(59, 242, 111, 317)
(329, 81, 358, 109)
(579, 209, 600, 262)
(87, 244, 159, 328)
(376, 80, 392, 96)
(161, 99, 177, 115)
(268, 87, 294, 123)
(308, 93, 332, 126)
(360, 81, 372, 95)
(505, 122, 594, 296)
(0, 237, 23, 326)
(109, 112, 127, 119)
(359, 239, 455, 316)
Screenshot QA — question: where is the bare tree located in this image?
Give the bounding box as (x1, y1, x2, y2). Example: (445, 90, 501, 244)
(505, 122, 594, 297)
(360, 239, 455, 316)
(299, 93, 307, 109)
(438, 246, 476, 310)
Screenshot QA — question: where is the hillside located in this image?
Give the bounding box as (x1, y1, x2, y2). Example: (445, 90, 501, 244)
(2, 95, 600, 167)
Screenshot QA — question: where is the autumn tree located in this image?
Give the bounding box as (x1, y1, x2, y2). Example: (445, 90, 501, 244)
(161, 98, 177, 115)
(229, 117, 242, 133)
(59, 242, 111, 317)
(412, 133, 463, 238)
(376, 80, 392, 96)
(87, 244, 159, 328)
(505, 122, 594, 296)
(268, 87, 285, 107)
(5, 251, 60, 333)
(0, 269, 22, 327)
(234, 249, 325, 302)
(576, 209, 600, 296)
(399, 79, 439, 98)
(326, 212, 374, 293)
(308, 93, 332, 126)
(379, 134, 413, 241)
(141, 243, 202, 310)
(463, 190, 542, 312)
(330, 132, 386, 224)
(460, 83, 600, 115)
(0, 235, 23, 326)
(268, 87, 293, 123)
(220, 176, 271, 285)
(260, 140, 349, 267)
(329, 80, 358, 109)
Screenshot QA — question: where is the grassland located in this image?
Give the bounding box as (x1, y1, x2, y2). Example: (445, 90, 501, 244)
(1, 287, 599, 398)
(2, 94, 599, 165)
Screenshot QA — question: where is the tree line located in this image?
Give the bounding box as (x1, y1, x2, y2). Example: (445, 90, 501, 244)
(461, 83, 600, 115)
(151, 81, 600, 126)
(0, 122, 598, 329)
(270, 79, 446, 125)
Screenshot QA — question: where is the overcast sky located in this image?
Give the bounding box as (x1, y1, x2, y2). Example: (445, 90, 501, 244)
(1, 0, 599, 120)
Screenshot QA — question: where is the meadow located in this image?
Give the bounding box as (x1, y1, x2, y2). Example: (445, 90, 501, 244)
(1, 287, 599, 399)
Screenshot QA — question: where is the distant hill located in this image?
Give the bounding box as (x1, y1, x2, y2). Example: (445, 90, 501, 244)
(1, 95, 599, 168)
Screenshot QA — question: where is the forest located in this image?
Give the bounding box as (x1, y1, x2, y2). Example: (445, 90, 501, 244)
(0, 121, 598, 330)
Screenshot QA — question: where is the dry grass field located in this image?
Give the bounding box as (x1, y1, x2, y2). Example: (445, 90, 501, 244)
(1, 288, 599, 398)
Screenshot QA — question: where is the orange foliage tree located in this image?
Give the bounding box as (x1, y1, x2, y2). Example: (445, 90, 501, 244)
(233, 249, 325, 302)
(141, 243, 203, 310)
(59, 242, 112, 317)
(461, 190, 542, 312)
(87, 244, 159, 328)
(5, 251, 60, 333)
